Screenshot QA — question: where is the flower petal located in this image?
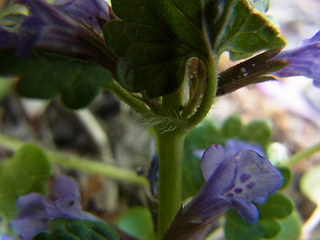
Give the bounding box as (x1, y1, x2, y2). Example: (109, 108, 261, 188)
(223, 150, 282, 201)
(45, 193, 94, 219)
(11, 194, 50, 240)
(274, 30, 320, 87)
(201, 144, 226, 181)
(54, 0, 111, 32)
(225, 139, 265, 156)
(53, 175, 80, 198)
(231, 198, 259, 224)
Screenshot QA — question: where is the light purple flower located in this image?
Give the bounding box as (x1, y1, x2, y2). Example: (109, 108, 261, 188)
(193, 139, 265, 159)
(273, 30, 320, 87)
(11, 175, 95, 240)
(0, 234, 15, 240)
(224, 139, 265, 157)
(0, 0, 116, 69)
(165, 144, 282, 240)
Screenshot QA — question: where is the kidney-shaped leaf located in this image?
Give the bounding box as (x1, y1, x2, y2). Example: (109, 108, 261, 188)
(0, 144, 51, 220)
(104, 0, 284, 98)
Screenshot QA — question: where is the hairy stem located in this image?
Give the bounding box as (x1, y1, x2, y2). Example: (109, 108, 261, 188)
(111, 81, 151, 114)
(0, 134, 149, 186)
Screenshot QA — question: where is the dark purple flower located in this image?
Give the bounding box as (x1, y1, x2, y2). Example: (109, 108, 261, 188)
(165, 144, 282, 240)
(273, 30, 320, 87)
(0, 0, 117, 70)
(11, 175, 95, 240)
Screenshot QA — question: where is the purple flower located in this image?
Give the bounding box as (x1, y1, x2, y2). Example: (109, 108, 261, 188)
(11, 175, 95, 240)
(224, 139, 265, 157)
(193, 139, 265, 159)
(165, 144, 282, 240)
(0, 0, 116, 69)
(273, 30, 320, 87)
(0, 235, 15, 240)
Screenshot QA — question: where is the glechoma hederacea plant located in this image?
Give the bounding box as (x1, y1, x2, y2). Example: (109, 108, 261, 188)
(0, 0, 319, 239)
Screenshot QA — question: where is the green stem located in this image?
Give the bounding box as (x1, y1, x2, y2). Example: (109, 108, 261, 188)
(0, 134, 149, 186)
(111, 81, 151, 114)
(186, 55, 218, 129)
(185, 7, 218, 129)
(156, 129, 185, 239)
(283, 141, 320, 166)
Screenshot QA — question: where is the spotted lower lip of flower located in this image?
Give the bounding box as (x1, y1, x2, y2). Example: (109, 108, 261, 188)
(0, 0, 117, 71)
(273, 30, 320, 87)
(164, 144, 282, 240)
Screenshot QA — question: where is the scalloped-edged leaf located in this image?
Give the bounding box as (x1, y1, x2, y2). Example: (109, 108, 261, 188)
(222, 115, 243, 138)
(117, 207, 155, 240)
(0, 144, 51, 220)
(225, 209, 280, 240)
(209, 0, 285, 60)
(104, 0, 284, 98)
(270, 210, 302, 240)
(241, 119, 272, 148)
(104, 0, 206, 98)
(0, 49, 113, 109)
(257, 193, 293, 219)
(33, 218, 119, 240)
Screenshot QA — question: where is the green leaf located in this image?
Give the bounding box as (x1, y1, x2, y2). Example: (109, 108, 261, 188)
(104, 0, 284, 97)
(241, 119, 272, 148)
(0, 144, 51, 220)
(208, 0, 285, 60)
(33, 218, 119, 240)
(104, 0, 205, 98)
(259, 219, 281, 238)
(222, 115, 243, 138)
(184, 118, 224, 150)
(0, 49, 113, 109)
(117, 207, 155, 240)
(300, 165, 320, 204)
(278, 167, 292, 190)
(269, 210, 302, 240)
(182, 119, 223, 199)
(225, 209, 280, 240)
(257, 193, 293, 219)
(247, 0, 270, 13)
(225, 193, 295, 240)
(0, 77, 13, 100)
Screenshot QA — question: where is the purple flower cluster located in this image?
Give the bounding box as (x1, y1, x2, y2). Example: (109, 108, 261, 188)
(0, 0, 116, 69)
(11, 175, 95, 240)
(165, 142, 282, 239)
